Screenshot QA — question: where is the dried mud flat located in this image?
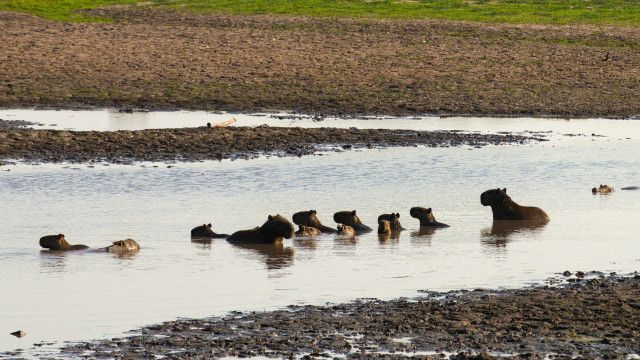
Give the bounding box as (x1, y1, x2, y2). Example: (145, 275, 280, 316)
(6, 274, 634, 359)
(1, 8, 640, 117)
(0, 126, 536, 164)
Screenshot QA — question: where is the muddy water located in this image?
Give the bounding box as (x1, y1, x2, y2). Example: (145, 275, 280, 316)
(1, 115, 639, 356)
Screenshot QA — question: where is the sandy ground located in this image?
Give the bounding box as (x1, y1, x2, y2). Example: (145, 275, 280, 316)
(1, 8, 640, 117)
(4, 273, 635, 359)
(0, 125, 535, 164)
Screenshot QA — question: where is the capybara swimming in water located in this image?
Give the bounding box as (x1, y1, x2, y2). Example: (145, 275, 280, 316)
(333, 210, 372, 233)
(592, 184, 614, 194)
(410, 207, 450, 228)
(292, 210, 336, 233)
(39, 234, 88, 251)
(378, 220, 392, 234)
(336, 224, 356, 236)
(480, 188, 549, 222)
(295, 224, 321, 237)
(226, 215, 295, 244)
(377, 213, 404, 231)
(191, 223, 229, 238)
(105, 239, 140, 254)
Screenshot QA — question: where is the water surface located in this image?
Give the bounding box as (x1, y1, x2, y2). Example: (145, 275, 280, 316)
(0, 114, 639, 356)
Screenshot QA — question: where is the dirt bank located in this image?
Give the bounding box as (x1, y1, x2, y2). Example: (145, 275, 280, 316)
(0, 126, 535, 164)
(18, 274, 635, 359)
(1, 8, 640, 117)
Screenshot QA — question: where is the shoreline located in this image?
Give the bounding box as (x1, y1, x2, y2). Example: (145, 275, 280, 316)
(7, 273, 636, 359)
(0, 126, 538, 165)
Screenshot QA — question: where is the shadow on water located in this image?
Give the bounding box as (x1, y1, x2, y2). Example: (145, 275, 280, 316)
(409, 226, 450, 245)
(39, 250, 70, 272)
(229, 242, 294, 270)
(481, 221, 549, 248)
(378, 231, 400, 245)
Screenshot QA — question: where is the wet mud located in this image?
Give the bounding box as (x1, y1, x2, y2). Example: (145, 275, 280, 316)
(31, 274, 639, 359)
(0, 126, 536, 164)
(2, 9, 640, 117)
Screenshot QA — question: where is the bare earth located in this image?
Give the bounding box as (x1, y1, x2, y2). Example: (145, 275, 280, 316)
(1, 8, 640, 117)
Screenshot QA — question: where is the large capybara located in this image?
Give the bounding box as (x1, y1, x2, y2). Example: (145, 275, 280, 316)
(191, 223, 229, 238)
(592, 184, 614, 194)
(336, 224, 356, 236)
(295, 225, 321, 237)
(39, 234, 88, 251)
(226, 215, 295, 244)
(480, 188, 549, 222)
(410, 207, 450, 228)
(333, 210, 372, 233)
(377, 213, 404, 231)
(292, 210, 336, 233)
(105, 239, 140, 254)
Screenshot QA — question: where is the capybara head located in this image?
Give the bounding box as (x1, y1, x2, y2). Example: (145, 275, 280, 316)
(410, 207, 435, 222)
(378, 220, 391, 234)
(377, 213, 401, 230)
(335, 210, 365, 226)
(481, 188, 508, 206)
(106, 239, 140, 253)
(39, 234, 70, 250)
(336, 224, 355, 236)
(191, 223, 214, 237)
(592, 187, 598, 194)
(263, 214, 295, 239)
(292, 210, 320, 227)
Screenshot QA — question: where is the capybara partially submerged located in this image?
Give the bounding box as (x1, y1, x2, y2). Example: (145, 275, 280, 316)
(295, 225, 321, 237)
(592, 184, 614, 194)
(410, 207, 450, 228)
(191, 223, 229, 238)
(378, 220, 392, 234)
(377, 213, 404, 231)
(292, 210, 336, 233)
(227, 215, 295, 244)
(333, 210, 372, 233)
(39, 234, 88, 251)
(105, 239, 140, 254)
(481, 188, 549, 222)
(336, 224, 356, 236)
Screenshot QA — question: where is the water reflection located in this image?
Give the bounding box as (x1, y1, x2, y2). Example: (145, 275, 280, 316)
(481, 221, 549, 248)
(293, 238, 317, 250)
(39, 251, 69, 272)
(378, 231, 400, 244)
(230, 242, 294, 270)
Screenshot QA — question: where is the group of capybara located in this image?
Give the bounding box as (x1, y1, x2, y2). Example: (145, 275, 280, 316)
(191, 188, 549, 244)
(39, 185, 635, 252)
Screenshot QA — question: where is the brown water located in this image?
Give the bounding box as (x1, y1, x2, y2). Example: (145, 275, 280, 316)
(1, 113, 639, 357)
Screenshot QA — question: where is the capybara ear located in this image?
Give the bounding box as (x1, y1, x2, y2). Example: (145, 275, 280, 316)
(351, 210, 357, 216)
(310, 210, 316, 214)
(58, 234, 64, 238)
(268, 215, 273, 220)
(427, 208, 432, 213)
(207, 223, 212, 227)
(503, 188, 507, 193)
(395, 213, 400, 218)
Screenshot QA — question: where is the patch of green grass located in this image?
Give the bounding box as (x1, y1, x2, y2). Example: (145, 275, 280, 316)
(0, 0, 140, 21)
(2, 0, 640, 25)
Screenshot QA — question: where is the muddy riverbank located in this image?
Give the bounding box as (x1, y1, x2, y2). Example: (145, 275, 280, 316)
(0, 126, 535, 164)
(25, 274, 635, 359)
(2, 8, 640, 117)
